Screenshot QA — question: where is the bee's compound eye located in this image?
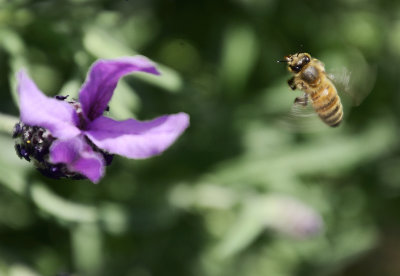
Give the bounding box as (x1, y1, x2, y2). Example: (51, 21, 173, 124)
(291, 65, 301, 72)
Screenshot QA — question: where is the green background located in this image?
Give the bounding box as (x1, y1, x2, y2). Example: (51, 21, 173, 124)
(0, 0, 399, 275)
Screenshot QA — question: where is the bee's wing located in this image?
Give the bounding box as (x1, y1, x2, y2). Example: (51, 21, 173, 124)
(327, 68, 352, 94)
(278, 94, 327, 133)
(323, 49, 376, 106)
(328, 66, 376, 106)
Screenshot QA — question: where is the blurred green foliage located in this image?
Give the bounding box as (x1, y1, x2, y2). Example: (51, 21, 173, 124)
(0, 0, 400, 275)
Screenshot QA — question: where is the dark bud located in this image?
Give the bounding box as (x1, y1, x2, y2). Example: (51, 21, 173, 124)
(55, 95, 69, 101)
(12, 122, 22, 138)
(13, 122, 53, 164)
(20, 147, 31, 161)
(14, 144, 23, 159)
(102, 152, 114, 166)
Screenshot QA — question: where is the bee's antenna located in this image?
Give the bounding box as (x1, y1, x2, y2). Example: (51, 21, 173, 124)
(277, 60, 287, 63)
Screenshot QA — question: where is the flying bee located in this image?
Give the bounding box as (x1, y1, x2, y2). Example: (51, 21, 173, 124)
(278, 53, 343, 127)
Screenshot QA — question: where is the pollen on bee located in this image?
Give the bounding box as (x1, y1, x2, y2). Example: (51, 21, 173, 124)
(26, 140, 31, 144)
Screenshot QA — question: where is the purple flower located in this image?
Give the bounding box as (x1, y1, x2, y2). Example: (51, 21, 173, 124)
(14, 56, 190, 183)
(261, 195, 323, 239)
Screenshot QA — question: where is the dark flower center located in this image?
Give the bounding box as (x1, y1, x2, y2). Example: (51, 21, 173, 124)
(13, 122, 77, 179)
(12, 95, 114, 180)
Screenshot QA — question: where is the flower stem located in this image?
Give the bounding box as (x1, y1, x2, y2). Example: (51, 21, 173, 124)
(0, 113, 18, 135)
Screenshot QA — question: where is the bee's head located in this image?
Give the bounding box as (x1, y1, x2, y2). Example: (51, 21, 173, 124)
(279, 53, 311, 73)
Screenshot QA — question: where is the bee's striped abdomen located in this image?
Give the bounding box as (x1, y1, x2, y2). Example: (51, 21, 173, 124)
(311, 83, 343, 127)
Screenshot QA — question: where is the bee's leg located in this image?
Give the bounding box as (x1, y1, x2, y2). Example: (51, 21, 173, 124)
(294, 93, 308, 106)
(287, 77, 296, 90)
(303, 93, 309, 106)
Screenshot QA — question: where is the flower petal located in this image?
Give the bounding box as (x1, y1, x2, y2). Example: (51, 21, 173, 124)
(85, 113, 189, 159)
(79, 56, 160, 121)
(17, 70, 81, 139)
(49, 136, 105, 183)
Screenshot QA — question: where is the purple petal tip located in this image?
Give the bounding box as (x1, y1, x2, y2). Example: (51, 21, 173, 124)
(85, 112, 190, 159)
(79, 55, 161, 121)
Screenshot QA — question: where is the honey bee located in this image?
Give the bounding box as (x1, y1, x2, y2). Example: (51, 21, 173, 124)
(278, 53, 343, 127)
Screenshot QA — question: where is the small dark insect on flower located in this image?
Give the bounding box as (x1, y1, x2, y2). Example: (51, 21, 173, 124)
(14, 56, 190, 183)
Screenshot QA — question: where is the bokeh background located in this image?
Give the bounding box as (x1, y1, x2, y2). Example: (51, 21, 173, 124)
(0, 0, 400, 275)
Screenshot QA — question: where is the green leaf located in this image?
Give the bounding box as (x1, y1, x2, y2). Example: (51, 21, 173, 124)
(220, 23, 259, 98)
(83, 26, 183, 93)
